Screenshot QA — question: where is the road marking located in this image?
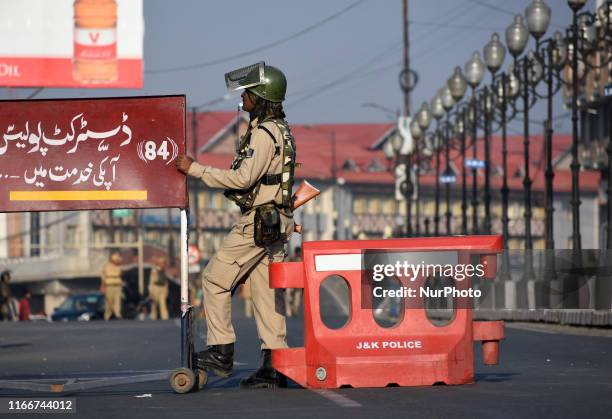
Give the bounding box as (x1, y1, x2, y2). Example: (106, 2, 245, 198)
(312, 389, 361, 407)
(9, 190, 148, 201)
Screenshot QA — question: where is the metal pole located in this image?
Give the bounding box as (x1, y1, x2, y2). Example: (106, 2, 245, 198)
(501, 74, 510, 247)
(402, 0, 412, 237)
(500, 73, 512, 281)
(445, 115, 452, 235)
(434, 128, 441, 236)
(484, 88, 492, 234)
(522, 59, 535, 281)
(405, 154, 413, 237)
(191, 107, 200, 246)
(461, 109, 468, 235)
(471, 90, 479, 234)
(402, 0, 410, 116)
(180, 209, 189, 310)
(571, 9, 582, 251)
(137, 211, 144, 297)
(544, 43, 556, 274)
(179, 209, 192, 369)
(331, 130, 338, 240)
(415, 141, 421, 236)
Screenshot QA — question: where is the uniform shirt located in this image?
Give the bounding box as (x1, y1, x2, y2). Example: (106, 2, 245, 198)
(101, 262, 123, 286)
(149, 266, 168, 287)
(187, 118, 284, 208)
(0, 281, 11, 303)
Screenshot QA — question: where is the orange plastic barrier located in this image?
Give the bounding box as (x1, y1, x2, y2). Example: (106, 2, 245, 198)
(269, 235, 504, 388)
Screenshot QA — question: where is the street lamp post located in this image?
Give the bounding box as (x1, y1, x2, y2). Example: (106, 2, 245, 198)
(448, 66, 468, 234)
(441, 86, 456, 235)
(417, 102, 432, 235)
(464, 51, 485, 234)
(484, 33, 507, 235)
(506, 14, 538, 281)
(431, 92, 446, 236)
(568, 0, 587, 251)
(410, 120, 423, 236)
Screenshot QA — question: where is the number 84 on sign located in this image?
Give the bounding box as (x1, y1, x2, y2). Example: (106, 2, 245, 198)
(137, 137, 179, 165)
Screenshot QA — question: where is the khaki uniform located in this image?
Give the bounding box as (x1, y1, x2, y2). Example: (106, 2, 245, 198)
(101, 261, 123, 320)
(188, 118, 294, 349)
(149, 266, 169, 320)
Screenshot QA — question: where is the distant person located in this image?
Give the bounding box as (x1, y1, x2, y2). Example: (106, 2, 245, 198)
(101, 251, 123, 320)
(18, 290, 32, 321)
(149, 256, 169, 320)
(0, 270, 13, 321)
(285, 246, 303, 317)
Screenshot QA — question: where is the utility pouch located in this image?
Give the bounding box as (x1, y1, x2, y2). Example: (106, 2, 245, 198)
(254, 204, 281, 247)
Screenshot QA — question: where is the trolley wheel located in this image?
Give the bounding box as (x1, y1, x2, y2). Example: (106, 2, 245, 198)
(170, 368, 196, 394)
(196, 369, 209, 390)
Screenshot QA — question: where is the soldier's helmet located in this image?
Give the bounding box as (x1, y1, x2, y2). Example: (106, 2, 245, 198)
(247, 65, 287, 103)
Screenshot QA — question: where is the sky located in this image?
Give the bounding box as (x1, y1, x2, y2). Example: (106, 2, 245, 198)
(0, 0, 584, 134)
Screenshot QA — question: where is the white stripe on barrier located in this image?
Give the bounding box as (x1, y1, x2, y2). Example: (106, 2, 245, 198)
(315, 254, 361, 272)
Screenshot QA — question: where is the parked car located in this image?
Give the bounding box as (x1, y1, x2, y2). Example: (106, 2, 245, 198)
(51, 293, 104, 321)
(51, 290, 142, 321)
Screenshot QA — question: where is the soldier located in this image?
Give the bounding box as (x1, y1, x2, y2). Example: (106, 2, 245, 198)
(149, 256, 169, 320)
(101, 251, 123, 320)
(176, 63, 296, 389)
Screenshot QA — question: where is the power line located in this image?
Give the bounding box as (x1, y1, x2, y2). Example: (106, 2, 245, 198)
(286, 1, 476, 108)
(409, 19, 499, 32)
(145, 0, 366, 75)
(466, 0, 565, 29)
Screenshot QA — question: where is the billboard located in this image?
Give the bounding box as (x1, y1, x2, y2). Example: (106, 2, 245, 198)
(0, 0, 143, 88)
(0, 96, 187, 212)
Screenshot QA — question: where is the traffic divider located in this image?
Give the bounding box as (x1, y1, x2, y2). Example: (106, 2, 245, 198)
(269, 235, 504, 388)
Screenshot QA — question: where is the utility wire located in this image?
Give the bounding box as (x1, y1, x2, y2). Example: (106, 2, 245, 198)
(146, 0, 366, 75)
(466, 0, 565, 29)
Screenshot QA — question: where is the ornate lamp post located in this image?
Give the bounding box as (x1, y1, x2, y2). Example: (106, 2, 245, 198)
(567, 0, 587, 251)
(410, 119, 423, 236)
(483, 33, 507, 235)
(464, 51, 485, 234)
(448, 66, 469, 234)
(390, 129, 411, 237)
(417, 102, 432, 236)
(507, 15, 541, 282)
(441, 86, 456, 235)
(431, 91, 446, 236)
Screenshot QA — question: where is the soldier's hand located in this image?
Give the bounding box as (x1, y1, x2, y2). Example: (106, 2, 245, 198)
(176, 154, 194, 174)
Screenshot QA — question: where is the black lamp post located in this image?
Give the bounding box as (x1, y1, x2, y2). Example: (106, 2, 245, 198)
(410, 119, 424, 236)
(464, 51, 486, 234)
(417, 102, 432, 236)
(568, 0, 587, 251)
(431, 91, 446, 236)
(484, 33, 507, 235)
(448, 66, 468, 234)
(507, 14, 540, 281)
(441, 86, 456, 235)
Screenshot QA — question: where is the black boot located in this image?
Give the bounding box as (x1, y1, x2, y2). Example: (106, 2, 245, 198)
(239, 349, 287, 389)
(195, 343, 234, 378)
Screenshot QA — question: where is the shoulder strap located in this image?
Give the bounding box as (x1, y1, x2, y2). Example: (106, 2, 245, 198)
(256, 124, 281, 155)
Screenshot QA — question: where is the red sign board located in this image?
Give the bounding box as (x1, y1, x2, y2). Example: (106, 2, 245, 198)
(0, 96, 187, 212)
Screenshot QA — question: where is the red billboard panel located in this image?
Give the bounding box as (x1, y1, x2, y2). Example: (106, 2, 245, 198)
(0, 96, 187, 212)
(0, 0, 143, 88)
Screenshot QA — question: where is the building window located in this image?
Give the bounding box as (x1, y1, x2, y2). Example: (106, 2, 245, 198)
(198, 191, 209, 209)
(353, 197, 367, 214)
(382, 198, 395, 215)
(367, 198, 382, 214)
(212, 192, 225, 210)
